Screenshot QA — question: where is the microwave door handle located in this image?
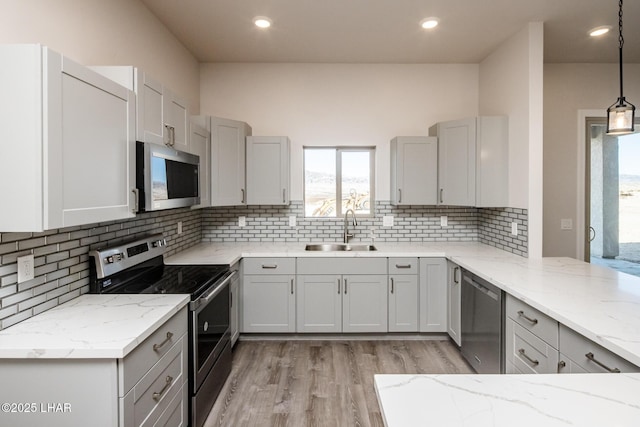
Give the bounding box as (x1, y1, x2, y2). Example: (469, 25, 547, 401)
(131, 188, 139, 213)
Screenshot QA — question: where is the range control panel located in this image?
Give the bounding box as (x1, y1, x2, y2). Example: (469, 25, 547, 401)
(89, 234, 167, 279)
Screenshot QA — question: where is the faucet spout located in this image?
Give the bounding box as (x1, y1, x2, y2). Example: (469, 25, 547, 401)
(343, 209, 357, 243)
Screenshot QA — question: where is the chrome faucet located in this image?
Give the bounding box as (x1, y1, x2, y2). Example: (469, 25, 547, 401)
(343, 209, 358, 243)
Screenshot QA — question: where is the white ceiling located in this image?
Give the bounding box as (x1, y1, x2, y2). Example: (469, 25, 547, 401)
(140, 0, 640, 64)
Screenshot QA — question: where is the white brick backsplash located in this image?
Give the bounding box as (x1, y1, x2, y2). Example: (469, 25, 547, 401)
(0, 202, 526, 330)
(0, 207, 203, 330)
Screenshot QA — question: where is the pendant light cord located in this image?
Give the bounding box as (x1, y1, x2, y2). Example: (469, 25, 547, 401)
(618, 0, 625, 103)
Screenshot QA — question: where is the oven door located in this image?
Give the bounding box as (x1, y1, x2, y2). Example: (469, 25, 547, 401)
(191, 271, 233, 393)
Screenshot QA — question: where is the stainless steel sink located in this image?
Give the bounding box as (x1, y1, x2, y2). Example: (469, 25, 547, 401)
(304, 243, 377, 252)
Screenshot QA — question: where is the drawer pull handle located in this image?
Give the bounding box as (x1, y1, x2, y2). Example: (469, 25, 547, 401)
(344, 279, 348, 294)
(585, 352, 621, 373)
(517, 311, 538, 325)
(453, 267, 460, 284)
(395, 264, 412, 269)
(337, 279, 341, 294)
(152, 375, 173, 401)
(518, 348, 539, 366)
(290, 278, 294, 295)
(390, 278, 394, 294)
(262, 264, 278, 269)
(153, 331, 174, 352)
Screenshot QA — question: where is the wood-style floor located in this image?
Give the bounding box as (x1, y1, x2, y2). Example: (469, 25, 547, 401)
(203, 339, 473, 427)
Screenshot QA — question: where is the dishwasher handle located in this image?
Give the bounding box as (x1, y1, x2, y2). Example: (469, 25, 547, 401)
(466, 276, 500, 301)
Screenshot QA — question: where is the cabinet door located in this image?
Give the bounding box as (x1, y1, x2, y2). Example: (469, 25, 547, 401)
(390, 137, 438, 205)
(388, 275, 419, 332)
(447, 261, 462, 346)
(56, 55, 136, 228)
(188, 122, 211, 209)
(210, 117, 250, 206)
(419, 258, 447, 332)
(138, 72, 165, 145)
(296, 275, 342, 333)
(246, 136, 290, 205)
(164, 89, 189, 151)
(434, 118, 476, 206)
(342, 275, 388, 333)
(242, 275, 295, 333)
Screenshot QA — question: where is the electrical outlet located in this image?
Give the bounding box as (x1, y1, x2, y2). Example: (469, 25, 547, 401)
(17, 254, 35, 283)
(177, 221, 183, 235)
(383, 215, 394, 227)
(440, 216, 448, 227)
(561, 219, 573, 230)
(289, 216, 296, 227)
(511, 222, 518, 236)
(238, 216, 246, 227)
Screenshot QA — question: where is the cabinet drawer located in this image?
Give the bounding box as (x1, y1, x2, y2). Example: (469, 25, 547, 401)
(297, 258, 387, 275)
(559, 324, 640, 373)
(507, 320, 559, 374)
(388, 258, 418, 275)
(243, 258, 295, 275)
(121, 335, 187, 427)
(506, 294, 558, 348)
(120, 307, 188, 396)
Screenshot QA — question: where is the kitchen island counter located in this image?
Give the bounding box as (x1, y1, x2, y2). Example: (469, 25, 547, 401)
(375, 373, 640, 426)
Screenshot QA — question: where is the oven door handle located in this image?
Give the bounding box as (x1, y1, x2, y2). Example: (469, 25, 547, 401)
(190, 270, 237, 312)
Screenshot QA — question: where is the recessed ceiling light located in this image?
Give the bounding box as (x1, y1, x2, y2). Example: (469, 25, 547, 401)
(420, 17, 439, 30)
(253, 16, 272, 29)
(589, 26, 611, 37)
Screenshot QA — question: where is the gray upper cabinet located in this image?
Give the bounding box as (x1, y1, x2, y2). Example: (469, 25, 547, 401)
(429, 116, 508, 207)
(246, 136, 290, 205)
(187, 121, 211, 209)
(89, 66, 189, 150)
(1, 45, 136, 232)
(390, 136, 438, 205)
(430, 118, 477, 206)
(194, 116, 252, 206)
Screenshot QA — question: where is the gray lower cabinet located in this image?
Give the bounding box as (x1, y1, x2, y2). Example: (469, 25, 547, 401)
(419, 258, 448, 332)
(557, 324, 640, 374)
(505, 294, 559, 374)
(241, 258, 296, 333)
(446, 261, 462, 345)
(296, 258, 388, 333)
(0, 307, 188, 427)
(296, 274, 342, 332)
(388, 258, 419, 332)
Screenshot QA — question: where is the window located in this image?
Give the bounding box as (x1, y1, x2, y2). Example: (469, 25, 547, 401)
(304, 147, 375, 217)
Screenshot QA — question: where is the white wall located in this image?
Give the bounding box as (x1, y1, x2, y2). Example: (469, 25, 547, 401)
(0, 0, 200, 112)
(200, 63, 479, 200)
(544, 63, 640, 258)
(479, 23, 545, 258)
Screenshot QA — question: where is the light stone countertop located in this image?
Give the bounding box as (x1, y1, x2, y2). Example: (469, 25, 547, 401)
(165, 241, 640, 366)
(374, 373, 640, 427)
(0, 294, 189, 359)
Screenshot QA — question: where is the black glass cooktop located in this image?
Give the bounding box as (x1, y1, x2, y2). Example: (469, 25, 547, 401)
(91, 256, 229, 300)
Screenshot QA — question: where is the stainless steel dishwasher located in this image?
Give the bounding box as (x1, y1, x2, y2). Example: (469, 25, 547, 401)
(460, 269, 504, 374)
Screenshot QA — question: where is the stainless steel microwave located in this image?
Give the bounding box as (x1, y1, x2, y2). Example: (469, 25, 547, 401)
(135, 141, 200, 212)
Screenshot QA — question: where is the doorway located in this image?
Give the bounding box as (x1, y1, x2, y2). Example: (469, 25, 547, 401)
(586, 118, 640, 276)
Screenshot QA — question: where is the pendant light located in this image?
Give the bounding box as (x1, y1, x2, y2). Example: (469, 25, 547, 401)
(607, 0, 635, 135)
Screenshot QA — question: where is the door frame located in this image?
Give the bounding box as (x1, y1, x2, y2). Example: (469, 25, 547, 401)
(577, 110, 640, 261)
(576, 110, 606, 262)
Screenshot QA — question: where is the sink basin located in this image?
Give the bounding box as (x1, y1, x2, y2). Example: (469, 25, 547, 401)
(305, 243, 377, 252)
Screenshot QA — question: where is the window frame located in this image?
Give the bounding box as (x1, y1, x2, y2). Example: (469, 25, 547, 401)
(303, 146, 376, 218)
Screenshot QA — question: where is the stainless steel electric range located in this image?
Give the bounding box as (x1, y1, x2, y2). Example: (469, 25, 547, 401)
(89, 234, 233, 427)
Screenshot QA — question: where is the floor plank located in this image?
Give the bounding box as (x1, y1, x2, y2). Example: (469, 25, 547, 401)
(203, 339, 473, 427)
